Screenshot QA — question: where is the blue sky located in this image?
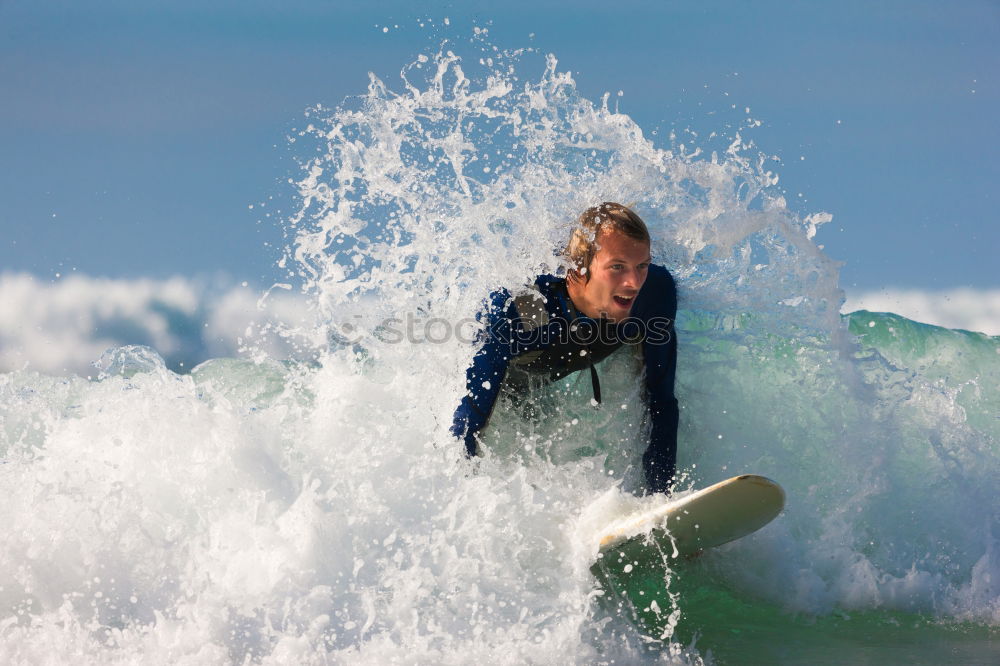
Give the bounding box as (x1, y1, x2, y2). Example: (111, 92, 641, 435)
(2, 0, 998, 293)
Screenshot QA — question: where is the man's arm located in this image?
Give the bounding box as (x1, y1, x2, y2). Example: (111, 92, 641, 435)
(642, 268, 679, 494)
(450, 290, 515, 456)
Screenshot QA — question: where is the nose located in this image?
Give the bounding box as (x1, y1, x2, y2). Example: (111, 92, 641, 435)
(622, 268, 640, 290)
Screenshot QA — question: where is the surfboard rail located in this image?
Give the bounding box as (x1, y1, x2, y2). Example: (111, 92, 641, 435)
(596, 474, 785, 556)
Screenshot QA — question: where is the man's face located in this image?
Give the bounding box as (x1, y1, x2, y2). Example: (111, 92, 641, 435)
(572, 230, 651, 320)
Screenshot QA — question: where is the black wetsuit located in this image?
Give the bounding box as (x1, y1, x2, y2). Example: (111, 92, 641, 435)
(450, 264, 679, 493)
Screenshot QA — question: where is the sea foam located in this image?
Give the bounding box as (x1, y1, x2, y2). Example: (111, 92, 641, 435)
(2, 35, 998, 664)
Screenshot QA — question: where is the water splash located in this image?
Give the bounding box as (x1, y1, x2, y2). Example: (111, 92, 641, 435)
(2, 33, 998, 665)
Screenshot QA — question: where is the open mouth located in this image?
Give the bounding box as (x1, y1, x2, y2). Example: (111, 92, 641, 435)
(613, 295, 635, 308)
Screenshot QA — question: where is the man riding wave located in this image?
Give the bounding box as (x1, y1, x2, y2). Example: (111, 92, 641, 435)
(451, 202, 679, 494)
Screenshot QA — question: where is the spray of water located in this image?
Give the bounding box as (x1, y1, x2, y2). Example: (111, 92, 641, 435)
(2, 31, 998, 664)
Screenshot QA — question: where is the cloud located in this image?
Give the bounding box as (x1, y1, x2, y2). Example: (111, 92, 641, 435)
(6, 274, 997, 377)
(842, 288, 1000, 336)
(0, 273, 313, 376)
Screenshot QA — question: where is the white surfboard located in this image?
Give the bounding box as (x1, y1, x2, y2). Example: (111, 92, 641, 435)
(596, 474, 785, 558)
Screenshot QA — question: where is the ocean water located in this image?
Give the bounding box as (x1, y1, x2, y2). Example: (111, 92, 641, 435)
(2, 39, 998, 664)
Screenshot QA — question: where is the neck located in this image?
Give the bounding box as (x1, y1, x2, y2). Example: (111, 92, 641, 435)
(565, 277, 598, 319)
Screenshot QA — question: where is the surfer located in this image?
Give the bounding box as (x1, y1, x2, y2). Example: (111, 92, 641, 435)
(451, 202, 679, 493)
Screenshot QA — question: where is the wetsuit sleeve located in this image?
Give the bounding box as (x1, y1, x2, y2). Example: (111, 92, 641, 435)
(450, 290, 515, 456)
(642, 270, 679, 494)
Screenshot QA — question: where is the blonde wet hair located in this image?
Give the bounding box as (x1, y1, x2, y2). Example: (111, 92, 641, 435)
(565, 202, 650, 282)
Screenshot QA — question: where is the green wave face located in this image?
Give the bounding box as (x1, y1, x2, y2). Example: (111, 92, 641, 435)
(577, 308, 1000, 660)
(599, 553, 999, 665)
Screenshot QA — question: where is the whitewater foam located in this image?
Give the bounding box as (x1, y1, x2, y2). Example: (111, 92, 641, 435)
(2, 34, 998, 664)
